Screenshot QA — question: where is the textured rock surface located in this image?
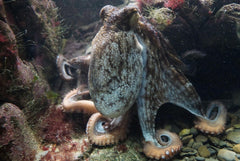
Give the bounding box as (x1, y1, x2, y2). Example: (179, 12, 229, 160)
(217, 149, 236, 161)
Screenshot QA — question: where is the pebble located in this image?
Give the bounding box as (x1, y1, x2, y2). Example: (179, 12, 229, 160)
(192, 142, 203, 149)
(182, 135, 193, 144)
(208, 147, 217, 155)
(233, 124, 240, 129)
(179, 129, 191, 137)
(217, 149, 236, 161)
(226, 130, 240, 144)
(198, 145, 211, 158)
(196, 156, 205, 161)
(196, 135, 208, 143)
(190, 127, 198, 135)
(180, 147, 197, 157)
(219, 141, 228, 147)
(233, 144, 240, 153)
(187, 138, 194, 147)
(205, 158, 218, 161)
(208, 136, 220, 146)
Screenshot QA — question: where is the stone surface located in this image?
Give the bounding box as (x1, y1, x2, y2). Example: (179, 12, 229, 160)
(226, 130, 240, 144)
(233, 124, 240, 129)
(179, 129, 191, 137)
(192, 142, 204, 150)
(198, 145, 211, 158)
(217, 149, 236, 161)
(182, 135, 194, 144)
(196, 156, 205, 161)
(196, 135, 208, 143)
(233, 144, 240, 153)
(209, 136, 221, 146)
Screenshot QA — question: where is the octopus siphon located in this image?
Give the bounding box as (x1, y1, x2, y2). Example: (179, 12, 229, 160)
(60, 4, 227, 160)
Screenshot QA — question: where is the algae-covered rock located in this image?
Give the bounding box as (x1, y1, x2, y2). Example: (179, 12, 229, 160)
(88, 137, 146, 161)
(198, 145, 211, 158)
(226, 130, 240, 144)
(0, 103, 40, 161)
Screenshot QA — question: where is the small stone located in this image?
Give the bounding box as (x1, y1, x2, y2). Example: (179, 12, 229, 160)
(187, 138, 194, 147)
(205, 158, 218, 161)
(182, 135, 193, 144)
(217, 149, 236, 161)
(179, 129, 191, 137)
(196, 156, 205, 161)
(180, 147, 197, 157)
(198, 145, 211, 158)
(182, 147, 196, 152)
(196, 135, 208, 143)
(190, 127, 198, 135)
(219, 141, 228, 147)
(192, 142, 203, 150)
(233, 144, 240, 153)
(208, 147, 217, 155)
(233, 124, 240, 129)
(208, 136, 220, 146)
(236, 154, 240, 159)
(226, 130, 240, 144)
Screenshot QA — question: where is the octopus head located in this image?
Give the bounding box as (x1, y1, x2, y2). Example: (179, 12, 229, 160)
(88, 5, 144, 118)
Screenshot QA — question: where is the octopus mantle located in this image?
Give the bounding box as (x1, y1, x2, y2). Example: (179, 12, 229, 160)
(61, 5, 227, 160)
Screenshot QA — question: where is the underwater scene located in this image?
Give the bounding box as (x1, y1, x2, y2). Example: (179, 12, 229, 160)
(0, 0, 240, 160)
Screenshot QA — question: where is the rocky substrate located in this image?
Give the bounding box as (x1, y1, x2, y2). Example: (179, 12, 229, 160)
(82, 102, 240, 161)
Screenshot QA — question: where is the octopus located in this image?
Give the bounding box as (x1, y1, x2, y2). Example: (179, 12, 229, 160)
(59, 4, 227, 160)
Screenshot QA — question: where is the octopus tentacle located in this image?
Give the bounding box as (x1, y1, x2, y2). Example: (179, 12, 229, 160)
(86, 112, 129, 146)
(62, 88, 97, 114)
(143, 130, 182, 160)
(195, 101, 227, 135)
(56, 54, 75, 81)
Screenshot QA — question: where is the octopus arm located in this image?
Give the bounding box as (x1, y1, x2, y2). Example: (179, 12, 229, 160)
(86, 112, 129, 146)
(62, 88, 97, 114)
(56, 55, 75, 81)
(143, 130, 182, 160)
(195, 101, 227, 134)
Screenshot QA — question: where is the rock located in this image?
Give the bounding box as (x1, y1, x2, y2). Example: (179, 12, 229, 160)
(196, 135, 208, 143)
(192, 142, 204, 150)
(217, 149, 236, 161)
(196, 156, 205, 161)
(233, 124, 240, 129)
(179, 129, 191, 137)
(219, 141, 228, 147)
(205, 158, 219, 161)
(236, 154, 240, 159)
(233, 144, 240, 153)
(226, 130, 240, 144)
(187, 138, 194, 147)
(190, 128, 198, 135)
(182, 135, 193, 144)
(208, 136, 220, 146)
(198, 145, 211, 158)
(208, 147, 217, 156)
(180, 147, 198, 157)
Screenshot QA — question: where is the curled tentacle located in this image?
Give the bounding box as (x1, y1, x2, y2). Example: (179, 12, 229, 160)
(195, 101, 227, 135)
(62, 88, 97, 114)
(143, 130, 182, 160)
(86, 112, 129, 146)
(69, 54, 91, 72)
(56, 54, 76, 81)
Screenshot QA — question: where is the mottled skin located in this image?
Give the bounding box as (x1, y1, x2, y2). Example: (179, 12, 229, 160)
(88, 5, 226, 160)
(60, 4, 226, 160)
